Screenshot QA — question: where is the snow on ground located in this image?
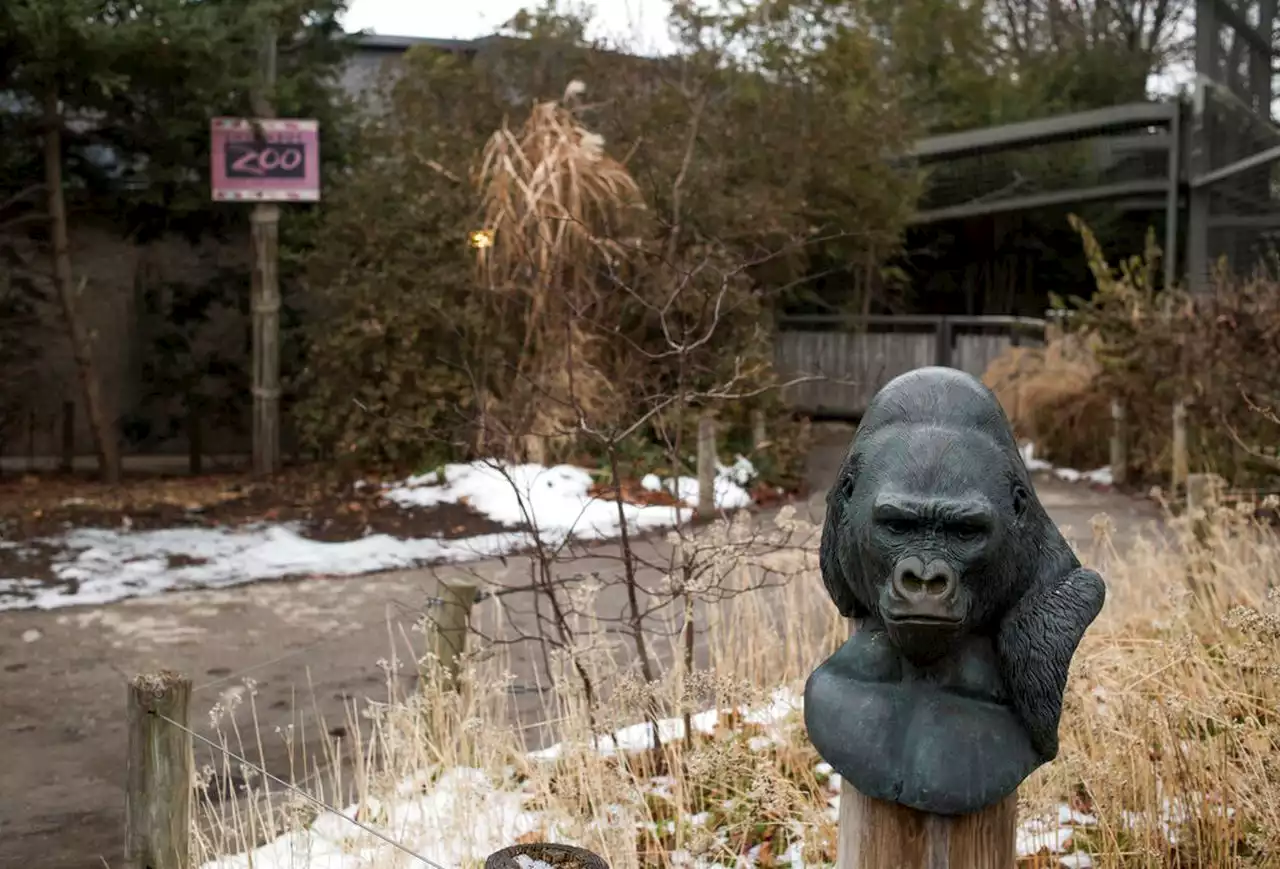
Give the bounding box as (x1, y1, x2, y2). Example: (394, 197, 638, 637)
(201, 688, 1103, 869)
(1020, 443, 1112, 488)
(382, 458, 755, 538)
(0, 459, 758, 611)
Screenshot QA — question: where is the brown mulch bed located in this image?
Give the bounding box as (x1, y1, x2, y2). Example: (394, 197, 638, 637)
(0, 467, 509, 541)
(0, 467, 514, 588)
(0, 465, 802, 590)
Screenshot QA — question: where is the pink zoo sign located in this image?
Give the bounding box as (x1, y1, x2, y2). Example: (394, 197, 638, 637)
(211, 117, 320, 202)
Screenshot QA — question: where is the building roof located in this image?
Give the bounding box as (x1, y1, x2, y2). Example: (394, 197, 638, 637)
(351, 33, 502, 53)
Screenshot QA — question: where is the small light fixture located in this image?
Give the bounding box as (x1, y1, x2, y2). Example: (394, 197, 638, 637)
(469, 229, 495, 249)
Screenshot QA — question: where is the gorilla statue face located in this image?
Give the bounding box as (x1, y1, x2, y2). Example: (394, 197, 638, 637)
(804, 367, 1106, 816)
(832, 421, 1033, 666)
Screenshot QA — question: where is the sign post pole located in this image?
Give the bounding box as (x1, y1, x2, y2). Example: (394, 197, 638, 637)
(250, 24, 281, 477)
(210, 35, 318, 480)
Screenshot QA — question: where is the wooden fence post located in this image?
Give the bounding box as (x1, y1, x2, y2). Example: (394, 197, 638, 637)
(1171, 399, 1189, 493)
(836, 780, 1017, 869)
(26, 409, 35, 471)
(427, 578, 478, 690)
(1109, 400, 1127, 487)
(60, 400, 75, 473)
(752, 409, 768, 452)
(1183, 472, 1223, 599)
(697, 412, 717, 516)
(125, 671, 193, 869)
(1185, 472, 1225, 540)
(935, 316, 953, 368)
(187, 397, 203, 476)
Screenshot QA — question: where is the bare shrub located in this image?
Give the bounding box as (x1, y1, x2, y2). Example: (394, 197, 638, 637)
(985, 218, 1280, 486)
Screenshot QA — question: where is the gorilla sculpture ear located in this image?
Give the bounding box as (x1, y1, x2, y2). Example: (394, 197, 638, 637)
(1012, 483, 1030, 520)
(819, 466, 872, 620)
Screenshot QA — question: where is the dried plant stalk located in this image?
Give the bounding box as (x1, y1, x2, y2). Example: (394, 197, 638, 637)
(475, 81, 644, 461)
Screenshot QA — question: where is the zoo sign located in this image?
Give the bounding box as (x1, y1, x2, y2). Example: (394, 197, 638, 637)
(210, 117, 320, 202)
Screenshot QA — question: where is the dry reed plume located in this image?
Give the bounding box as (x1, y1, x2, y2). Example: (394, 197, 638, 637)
(197, 497, 1280, 869)
(475, 81, 644, 464)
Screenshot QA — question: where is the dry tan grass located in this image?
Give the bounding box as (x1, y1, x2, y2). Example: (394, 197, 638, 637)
(983, 331, 1112, 471)
(196, 499, 1280, 869)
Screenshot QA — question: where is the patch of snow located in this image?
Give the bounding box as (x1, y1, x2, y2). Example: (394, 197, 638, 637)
(0, 525, 525, 612)
(1083, 467, 1113, 486)
(201, 766, 559, 869)
(515, 854, 557, 869)
(21, 628, 40, 643)
(1023, 443, 1113, 490)
(1020, 442, 1053, 473)
(1, 459, 762, 611)
(384, 459, 755, 541)
(202, 693, 798, 869)
(1016, 809, 1079, 857)
(529, 687, 800, 761)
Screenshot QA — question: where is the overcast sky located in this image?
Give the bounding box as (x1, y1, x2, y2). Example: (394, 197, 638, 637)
(340, 0, 679, 54)
(340, 0, 1198, 98)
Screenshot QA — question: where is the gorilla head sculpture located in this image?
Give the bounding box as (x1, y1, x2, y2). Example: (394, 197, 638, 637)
(803, 367, 1106, 816)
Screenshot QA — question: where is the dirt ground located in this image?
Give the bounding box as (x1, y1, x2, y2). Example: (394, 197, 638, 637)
(0, 424, 1166, 869)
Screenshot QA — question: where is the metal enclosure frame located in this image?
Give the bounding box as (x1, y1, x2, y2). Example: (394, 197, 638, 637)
(906, 0, 1278, 292)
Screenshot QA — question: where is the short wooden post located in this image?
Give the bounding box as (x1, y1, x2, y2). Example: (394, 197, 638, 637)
(697, 412, 717, 516)
(836, 780, 1017, 869)
(1185, 472, 1225, 540)
(125, 671, 193, 869)
(1109, 400, 1127, 487)
(187, 397, 203, 476)
(752, 409, 768, 452)
(1186, 472, 1210, 514)
(26, 409, 35, 471)
(1183, 472, 1223, 598)
(1171, 399, 1189, 492)
(427, 578, 478, 690)
(60, 400, 75, 472)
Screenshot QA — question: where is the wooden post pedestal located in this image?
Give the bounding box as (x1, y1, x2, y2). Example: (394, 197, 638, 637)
(836, 778, 1017, 869)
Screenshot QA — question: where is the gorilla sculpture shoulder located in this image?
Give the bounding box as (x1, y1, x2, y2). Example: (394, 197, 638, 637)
(803, 366, 1106, 816)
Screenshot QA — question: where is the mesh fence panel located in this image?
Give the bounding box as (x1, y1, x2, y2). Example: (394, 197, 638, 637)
(1194, 0, 1279, 277)
(1201, 84, 1280, 274)
(917, 127, 1172, 217)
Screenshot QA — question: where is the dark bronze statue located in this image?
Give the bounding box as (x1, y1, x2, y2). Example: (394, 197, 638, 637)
(804, 367, 1106, 816)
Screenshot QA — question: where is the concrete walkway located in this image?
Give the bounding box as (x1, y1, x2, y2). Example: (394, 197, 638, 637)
(0, 424, 1164, 869)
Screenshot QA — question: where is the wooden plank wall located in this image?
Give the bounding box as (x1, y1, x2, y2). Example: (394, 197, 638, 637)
(775, 326, 1041, 417)
(776, 331, 934, 415)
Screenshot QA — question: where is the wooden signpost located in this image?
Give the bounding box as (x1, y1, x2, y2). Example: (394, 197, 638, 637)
(210, 28, 319, 477)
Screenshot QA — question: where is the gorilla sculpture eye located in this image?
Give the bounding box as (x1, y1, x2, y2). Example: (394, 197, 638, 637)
(879, 517, 913, 536)
(806, 367, 1107, 818)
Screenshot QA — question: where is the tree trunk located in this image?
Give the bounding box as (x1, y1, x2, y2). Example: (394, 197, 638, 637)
(42, 87, 121, 484)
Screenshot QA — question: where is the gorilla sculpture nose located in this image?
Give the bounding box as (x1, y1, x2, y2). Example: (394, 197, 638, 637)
(882, 555, 965, 666)
(892, 556, 957, 602)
